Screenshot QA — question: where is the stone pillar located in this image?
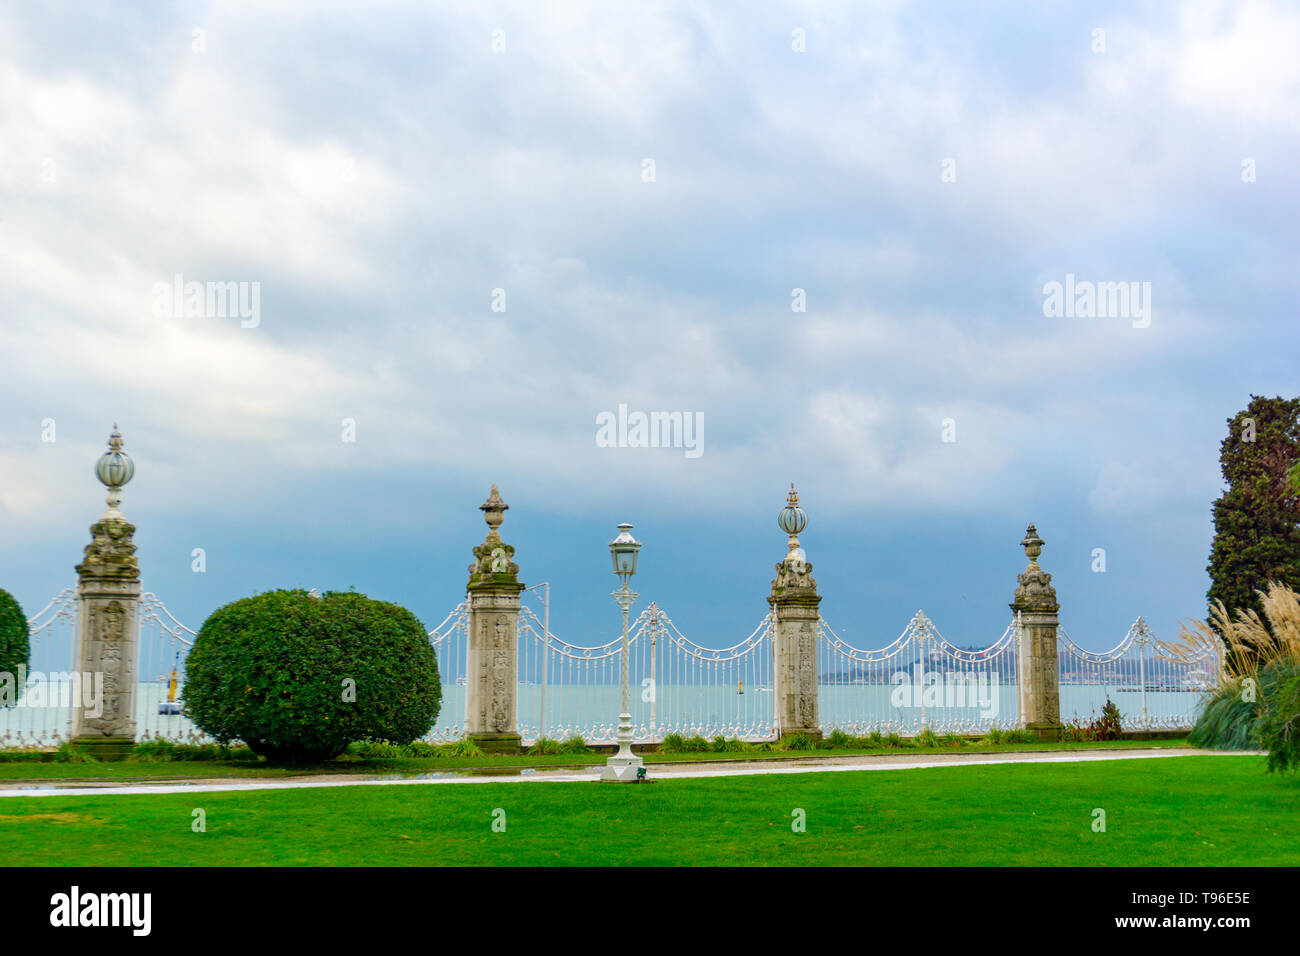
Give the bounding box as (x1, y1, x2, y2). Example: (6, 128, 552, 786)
(465, 485, 525, 753)
(1010, 523, 1062, 740)
(768, 485, 822, 742)
(71, 426, 141, 760)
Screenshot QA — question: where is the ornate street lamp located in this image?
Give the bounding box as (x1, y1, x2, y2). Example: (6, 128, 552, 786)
(602, 522, 645, 783)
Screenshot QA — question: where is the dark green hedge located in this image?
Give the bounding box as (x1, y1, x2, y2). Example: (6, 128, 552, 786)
(183, 589, 440, 761)
(0, 590, 29, 706)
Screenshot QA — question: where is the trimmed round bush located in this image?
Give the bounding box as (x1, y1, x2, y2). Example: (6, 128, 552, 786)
(183, 589, 440, 761)
(0, 589, 29, 706)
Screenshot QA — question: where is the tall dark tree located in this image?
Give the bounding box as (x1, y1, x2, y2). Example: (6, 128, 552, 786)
(1207, 395, 1300, 629)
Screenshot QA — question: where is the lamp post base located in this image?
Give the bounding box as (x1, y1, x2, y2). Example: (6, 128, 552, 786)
(601, 751, 645, 783)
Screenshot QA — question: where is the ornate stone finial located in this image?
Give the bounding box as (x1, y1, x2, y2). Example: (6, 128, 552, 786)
(94, 424, 135, 518)
(1020, 523, 1044, 568)
(1011, 522, 1057, 613)
(777, 483, 808, 560)
(480, 484, 508, 543)
(468, 484, 521, 589)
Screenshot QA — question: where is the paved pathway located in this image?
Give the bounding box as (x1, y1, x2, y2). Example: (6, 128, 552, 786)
(0, 747, 1260, 799)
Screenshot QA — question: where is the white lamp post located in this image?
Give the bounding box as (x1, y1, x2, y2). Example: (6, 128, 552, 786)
(602, 522, 645, 782)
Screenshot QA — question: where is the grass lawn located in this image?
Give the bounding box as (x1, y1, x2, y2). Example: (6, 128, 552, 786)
(0, 737, 1188, 783)
(0, 755, 1292, 866)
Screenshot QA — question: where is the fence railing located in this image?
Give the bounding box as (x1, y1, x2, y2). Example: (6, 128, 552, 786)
(1058, 618, 1220, 730)
(2, 588, 79, 748)
(818, 612, 1022, 735)
(427, 602, 468, 743)
(515, 603, 776, 744)
(3, 589, 1222, 747)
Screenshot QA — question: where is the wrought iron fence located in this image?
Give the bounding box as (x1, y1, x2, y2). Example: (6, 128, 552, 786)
(1058, 618, 1220, 731)
(2, 588, 1222, 747)
(2, 588, 79, 747)
(516, 603, 775, 744)
(426, 602, 468, 743)
(818, 612, 1022, 735)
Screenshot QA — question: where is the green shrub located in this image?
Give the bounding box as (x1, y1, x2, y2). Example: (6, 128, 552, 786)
(0, 590, 29, 707)
(1089, 699, 1123, 741)
(0, 747, 46, 763)
(941, 733, 964, 748)
(884, 732, 903, 748)
(183, 589, 441, 762)
(53, 741, 96, 763)
(129, 739, 258, 762)
(824, 729, 851, 749)
(658, 733, 686, 753)
(915, 727, 939, 749)
(984, 727, 1004, 745)
(777, 733, 817, 751)
(526, 737, 565, 755)
(437, 740, 484, 758)
(680, 735, 710, 753)
(1257, 660, 1300, 773)
(128, 738, 178, 762)
(347, 740, 405, 760)
(560, 735, 589, 755)
(1062, 721, 1094, 743)
(1002, 729, 1037, 744)
(867, 731, 884, 747)
(1171, 583, 1300, 770)
(1188, 681, 1259, 749)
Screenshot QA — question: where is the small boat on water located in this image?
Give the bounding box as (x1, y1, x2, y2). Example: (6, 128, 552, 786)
(157, 653, 183, 715)
(738, 680, 744, 695)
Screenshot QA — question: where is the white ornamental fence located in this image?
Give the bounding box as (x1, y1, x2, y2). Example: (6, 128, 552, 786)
(428, 599, 777, 744)
(2, 588, 1222, 747)
(1057, 618, 1221, 731)
(426, 603, 469, 743)
(817, 612, 1023, 736)
(3, 590, 200, 747)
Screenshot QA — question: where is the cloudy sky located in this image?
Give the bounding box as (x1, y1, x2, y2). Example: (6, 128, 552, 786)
(1, 1, 1296, 652)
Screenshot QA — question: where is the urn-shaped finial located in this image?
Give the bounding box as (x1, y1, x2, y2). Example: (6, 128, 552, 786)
(1020, 523, 1044, 567)
(480, 484, 508, 542)
(94, 424, 135, 517)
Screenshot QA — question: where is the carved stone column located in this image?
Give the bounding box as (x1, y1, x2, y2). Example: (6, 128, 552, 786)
(465, 485, 525, 753)
(71, 426, 141, 760)
(768, 485, 822, 742)
(1010, 524, 1062, 740)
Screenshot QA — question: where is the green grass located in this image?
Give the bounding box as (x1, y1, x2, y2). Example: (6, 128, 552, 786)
(0, 737, 1188, 783)
(0, 755, 1289, 866)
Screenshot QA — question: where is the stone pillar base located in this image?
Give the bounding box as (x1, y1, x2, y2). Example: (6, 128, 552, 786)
(469, 733, 521, 754)
(73, 737, 133, 761)
(1024, 723, 1062, 742)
